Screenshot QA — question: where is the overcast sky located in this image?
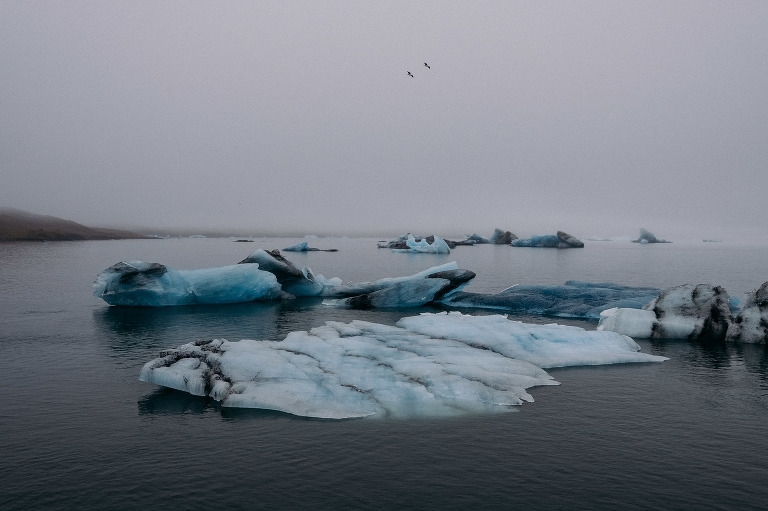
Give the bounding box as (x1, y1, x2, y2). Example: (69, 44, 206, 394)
(1, 1, 766, 239)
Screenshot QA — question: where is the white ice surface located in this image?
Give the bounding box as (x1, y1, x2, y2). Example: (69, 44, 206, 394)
(597, 307, 657, 338)
(140, 312, 667, 419)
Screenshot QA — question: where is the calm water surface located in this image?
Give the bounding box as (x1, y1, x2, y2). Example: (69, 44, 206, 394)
(1, 238, 767, 510)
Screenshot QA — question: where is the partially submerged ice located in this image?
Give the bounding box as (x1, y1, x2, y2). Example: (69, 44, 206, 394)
(727, 282, 768, 343)
(238, 249, 341, 297)
(140, 312, 667, 419)
(391, 234, 451, 254)
(489, 228, 517, 244)
(94, 251, 470, 307)
(282, 241, 338, 252)
(632, 228, 671, 244)
(511, 231, 584, 248)
(445, 281, 660, 319)
(93, 261, 284, 306)
(327, 269, 475, 308)
(598, 282, 768, 343)
(597, 284, 731, 339)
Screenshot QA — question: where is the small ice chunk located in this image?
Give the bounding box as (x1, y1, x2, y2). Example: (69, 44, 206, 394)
(597, 307, 657, 338)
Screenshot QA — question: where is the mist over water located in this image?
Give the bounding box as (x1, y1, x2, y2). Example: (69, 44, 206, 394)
(2, 3, 768, 240)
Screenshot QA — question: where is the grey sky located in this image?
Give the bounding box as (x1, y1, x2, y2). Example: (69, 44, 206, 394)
(2, 1, 767, 239)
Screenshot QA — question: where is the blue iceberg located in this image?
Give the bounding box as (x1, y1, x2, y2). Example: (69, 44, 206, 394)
(93, 261, 283, 306)
(326, 269, 476, 308)
(282, 241, 338, 252)
(94, 251, 471, 307)
(445, 281, 661, 319)
(511, 231, 584, 248)
(391, 234, 451, 254)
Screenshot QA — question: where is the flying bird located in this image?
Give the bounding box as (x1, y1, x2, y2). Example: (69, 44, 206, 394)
(407, 71, 414, 78)
(424, 62, 430, 69)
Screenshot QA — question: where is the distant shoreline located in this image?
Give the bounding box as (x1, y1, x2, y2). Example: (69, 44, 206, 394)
(0, 207, 149, 242)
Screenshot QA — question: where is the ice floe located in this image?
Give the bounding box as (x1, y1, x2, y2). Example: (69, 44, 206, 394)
(445, 281, 661, 319)
(599, 282, 768, 343)
(140, 312, 668, 419)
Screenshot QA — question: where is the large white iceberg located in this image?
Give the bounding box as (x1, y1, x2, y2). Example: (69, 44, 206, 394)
(140, 312, 668, 419)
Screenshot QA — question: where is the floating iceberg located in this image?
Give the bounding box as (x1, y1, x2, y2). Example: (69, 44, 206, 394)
(445, 281, 660, 319)
(489, 228, 517, 244)
(391, 234, 451, 254)
(727, 282, 768, 343)
(632, 228, 671, 244)
(464, 233, 491, 244)
(95, 251, 471, 307)
(140, 312, 667, 419)
(597, 308, 657, 338)
(282, 241, 338, 252)
(511, 231, 584, 248)
(238, 249, 341, 296)
(328, 269, 475, 308)
(597, 283, 768, 342)
(93, 261, 284, 306)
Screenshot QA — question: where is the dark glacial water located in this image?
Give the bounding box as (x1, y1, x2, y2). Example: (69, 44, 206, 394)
(1, 237, 767, 510)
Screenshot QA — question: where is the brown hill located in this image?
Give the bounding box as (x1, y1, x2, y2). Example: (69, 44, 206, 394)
(0, 208, 148, 241)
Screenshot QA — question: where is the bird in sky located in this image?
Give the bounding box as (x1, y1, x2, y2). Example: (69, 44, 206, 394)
(424, 62, 430, 69)
(407, 71, 414, 78)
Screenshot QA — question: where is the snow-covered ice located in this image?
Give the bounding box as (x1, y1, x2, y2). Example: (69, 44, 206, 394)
(140, 312, 667, 419)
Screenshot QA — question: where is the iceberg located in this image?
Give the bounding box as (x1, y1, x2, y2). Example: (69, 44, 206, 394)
(282, 241, 338, 252)
(489, 228, 517, 244)
(598, 283, 736, 340)
(391, 234, 451, 254)
(727, 282, 768, 343)
(238, 249, 341, 296)
(464, 233, 491, 244)
(93, 261, 284, 306)
(644, 283, 732, 339)
(632, 228, 671, 244)
(328, 269, 476, 308)
(140, 312, 667, 419)
(511, 231, 584, 248)
(597, 308, 658, 338)
(445, 281, 660, 319)
(95, 250, 472, 307)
